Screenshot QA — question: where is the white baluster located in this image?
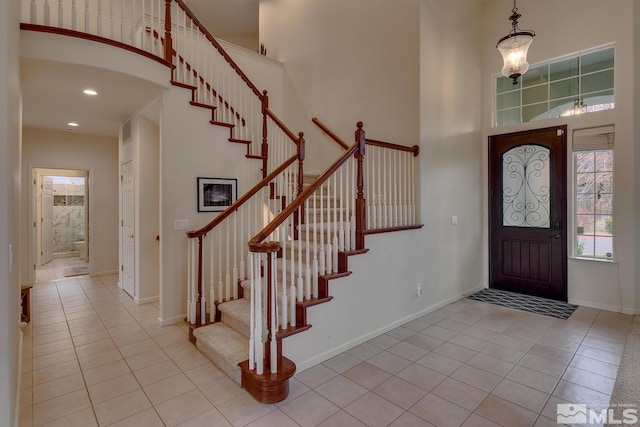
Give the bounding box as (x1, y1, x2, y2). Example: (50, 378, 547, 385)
(225, 224, 231, 301)
(187, 239, 192, 323)
(218, 232, 223, 303)
(351, 158, 356, 247)
(394, 150, 399, 226)
(312, 184, 318, 298)
(270, 252, 278, 373)
(120, 0, 124, 42)
(233, 216, 238, 300)
(190, 240, 197, 324)
(248, 253, 255, 370)
(84, 0, 89, 32)
(281, 282, 288, 330)
(240, 207, 245, 281)
(30, 0, 36, 24)
(200, 287, 206, 325)
(338, 166, 345, 252)
(109, 0, 113, 39)
(44, 0, 50, 25)
(313, 184, 326, 276)
(58, 0, 63, 27)
(325, 181, 332, 274)
(281, 219, 288, 328)
(344, 159, 351, 251)
(332, 174, 339, 273)
(297, 207, 303, 302)
(97, 0, 102, 35)
(304, 199, 311, 299)
(255, 253, 263, 375)
(289, 279, 296, 327)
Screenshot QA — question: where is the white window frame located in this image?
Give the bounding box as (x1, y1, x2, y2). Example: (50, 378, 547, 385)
(495, 44, 615, 127)
(572, 125, 615, 261)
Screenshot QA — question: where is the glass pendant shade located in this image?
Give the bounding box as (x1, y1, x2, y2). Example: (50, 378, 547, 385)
(497, 33, 533, 84)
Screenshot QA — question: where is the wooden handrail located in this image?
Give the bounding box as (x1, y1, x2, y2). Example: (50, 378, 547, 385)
(20, 24, 172, 67)
(312, 117, 350, 150)
(265, 107, 300, 144)
(250, 123, 366, 245)
(365, 138, 420, 157)
(174, 0, 263, 100)
(187, 154, 299, 239)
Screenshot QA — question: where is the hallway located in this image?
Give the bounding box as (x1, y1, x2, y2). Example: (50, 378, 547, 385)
(18, 266, 633, 426)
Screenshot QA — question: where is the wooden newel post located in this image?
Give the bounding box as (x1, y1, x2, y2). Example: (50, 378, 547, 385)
(261, 91, 269, 178)
(163, 0, 173, 65)
(355, 122, 366, 250)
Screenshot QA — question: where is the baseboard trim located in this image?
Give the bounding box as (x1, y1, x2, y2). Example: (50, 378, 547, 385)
(158, 313, 185, 326)
(134, 295, 159, 305)
(568, 298, 635, 315)
(295, 284, 486, 372)
(91, 269, 119, 277)
(15, 328, 24, 427)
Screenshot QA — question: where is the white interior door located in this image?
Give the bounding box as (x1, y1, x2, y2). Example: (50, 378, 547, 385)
(41, 175, 54, 265)
(121, 161, 135, 296)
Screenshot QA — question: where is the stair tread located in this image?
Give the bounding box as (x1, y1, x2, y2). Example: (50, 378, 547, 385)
(218, 299, 250, 325)
(193, 323, 248, 386)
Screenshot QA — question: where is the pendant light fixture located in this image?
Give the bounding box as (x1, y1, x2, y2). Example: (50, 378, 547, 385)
(496, 0, 535, 85)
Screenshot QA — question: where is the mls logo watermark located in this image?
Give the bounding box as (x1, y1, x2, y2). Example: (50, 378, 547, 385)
(557, 403, 639, 425)
(557, 404, 587, 424)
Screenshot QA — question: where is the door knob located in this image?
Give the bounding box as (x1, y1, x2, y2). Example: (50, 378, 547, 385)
(551, 234, 560, 239)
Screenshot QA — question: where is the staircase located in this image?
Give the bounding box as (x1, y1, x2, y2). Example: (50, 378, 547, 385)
(191, 171, 349, 401)
(20, 0, 422, 404)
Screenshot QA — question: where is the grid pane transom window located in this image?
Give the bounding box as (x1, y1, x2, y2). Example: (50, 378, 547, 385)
(496, 47, 614, 126)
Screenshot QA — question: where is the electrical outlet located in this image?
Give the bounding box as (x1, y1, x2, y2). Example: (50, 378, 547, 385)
(451, 216, 458, 225)
(417, 282, 423, 297)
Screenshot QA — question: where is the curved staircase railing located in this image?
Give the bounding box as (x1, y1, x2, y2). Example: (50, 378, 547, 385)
(21, 1, 425, 404)
(241, 121, 422, 401)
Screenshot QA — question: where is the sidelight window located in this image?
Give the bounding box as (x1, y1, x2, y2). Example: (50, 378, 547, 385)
(573, 126, 614, 260)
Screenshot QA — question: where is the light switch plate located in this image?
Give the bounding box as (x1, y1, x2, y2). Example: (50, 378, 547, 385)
(174, 219, 189, 230)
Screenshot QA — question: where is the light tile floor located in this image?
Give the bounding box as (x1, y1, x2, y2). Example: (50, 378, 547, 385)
(19, 259, 634, 426)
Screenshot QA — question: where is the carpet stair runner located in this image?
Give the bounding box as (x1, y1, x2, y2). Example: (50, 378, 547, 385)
(193, 172, 350, 387)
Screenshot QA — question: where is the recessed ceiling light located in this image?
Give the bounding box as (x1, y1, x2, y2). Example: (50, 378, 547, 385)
(67, 122, 79, 127)
(83, 89, 98, 96)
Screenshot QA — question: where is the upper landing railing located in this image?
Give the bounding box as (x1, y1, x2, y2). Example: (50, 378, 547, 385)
(22, 0, 299, 176)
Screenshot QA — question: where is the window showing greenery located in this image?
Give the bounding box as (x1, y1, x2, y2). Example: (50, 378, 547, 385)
(496, 46, 614, 126)
(573, 126, 614, 260)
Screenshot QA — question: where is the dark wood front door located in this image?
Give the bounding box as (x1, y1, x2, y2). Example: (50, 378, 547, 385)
(489, 126, 567, 301)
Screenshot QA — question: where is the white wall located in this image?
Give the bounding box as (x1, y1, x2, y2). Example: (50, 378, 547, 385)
(635, 3, 640, 314)
(260, 0, 422, 170)
(259, 0, 486, 368)
(219, 39, 285, 117)
(136, 115, 160, 303)
(159, 87, 262, 324)
(0, 0, 21, 423)
(22, 129, 120, 279)
(481, 0, 637, 313)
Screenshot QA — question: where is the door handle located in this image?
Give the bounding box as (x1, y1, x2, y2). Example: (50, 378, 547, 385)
(551, 234, 560, 239)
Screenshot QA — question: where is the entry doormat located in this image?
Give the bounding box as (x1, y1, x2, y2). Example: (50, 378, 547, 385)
(468, 288, 578, 319)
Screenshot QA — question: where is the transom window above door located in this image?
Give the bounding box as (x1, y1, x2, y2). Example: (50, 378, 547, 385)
(496, 46, 614, 126)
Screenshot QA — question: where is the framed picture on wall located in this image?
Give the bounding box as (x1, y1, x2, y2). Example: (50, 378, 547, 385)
(197, 177, 237, 212)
